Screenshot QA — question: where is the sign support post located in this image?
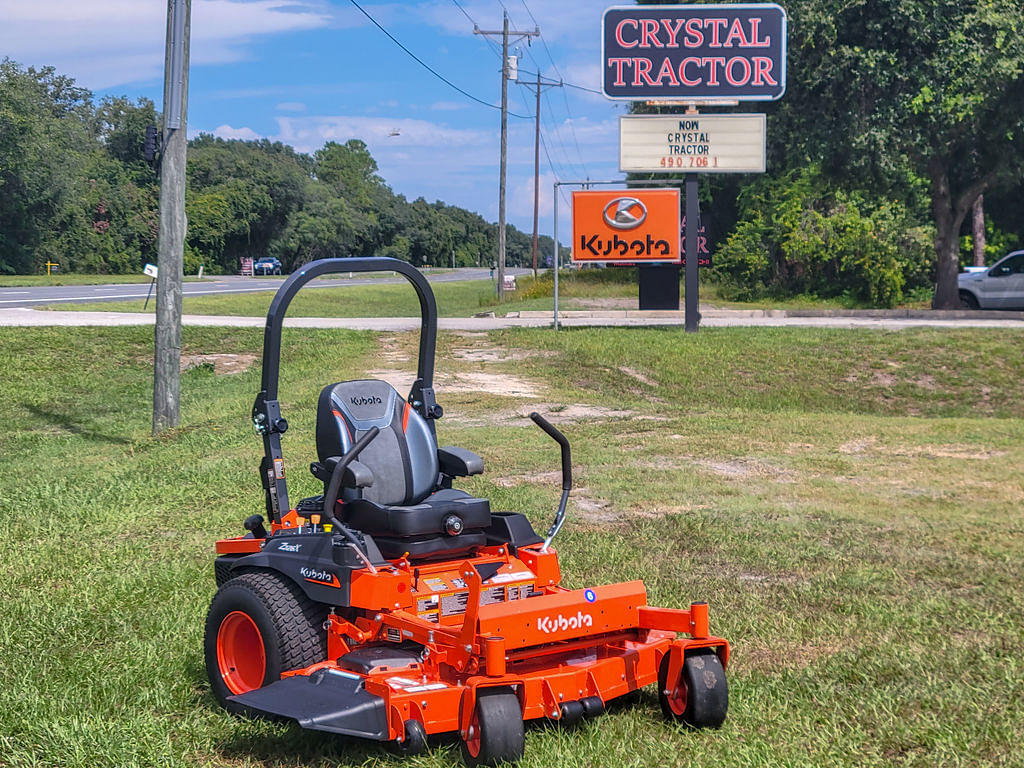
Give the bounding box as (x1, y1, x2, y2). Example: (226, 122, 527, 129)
(685, 173, 699, 332)
(552, 182, 560, 330)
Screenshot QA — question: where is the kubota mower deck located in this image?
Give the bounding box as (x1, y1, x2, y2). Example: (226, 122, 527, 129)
(203, 257, 729, 766)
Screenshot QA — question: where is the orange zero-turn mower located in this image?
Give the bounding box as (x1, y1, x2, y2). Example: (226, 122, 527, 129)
(204, 257, 729, 766)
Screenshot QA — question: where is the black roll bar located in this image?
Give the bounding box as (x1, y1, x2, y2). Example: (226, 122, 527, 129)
(252, 257, 440, 522)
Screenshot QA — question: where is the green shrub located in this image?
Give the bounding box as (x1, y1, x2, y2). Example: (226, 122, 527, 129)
(713, 167, 934, 307)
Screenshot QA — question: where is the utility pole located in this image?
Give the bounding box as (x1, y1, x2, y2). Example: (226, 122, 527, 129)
(153, 0, 190, 434)
(475, 12, 538, 299)
(531, 70, 540, 277)
(517, 72, 562, 277)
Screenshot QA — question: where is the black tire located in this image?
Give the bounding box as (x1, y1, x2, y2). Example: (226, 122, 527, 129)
(460, 688, 525, 767)
(658, 649, 728, 729)
(557, 700, 585, 727)
(204, 571, 326, 710)
(960, 291, 980, 310)
(389, 719, 427, 756)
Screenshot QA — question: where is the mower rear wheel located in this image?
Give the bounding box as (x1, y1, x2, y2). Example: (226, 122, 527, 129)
(204, 571, 326, 710)
(460, 688, 525, 768)
(658, 649, 728, 729)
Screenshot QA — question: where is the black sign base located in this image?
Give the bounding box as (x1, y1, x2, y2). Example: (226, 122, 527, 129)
(638, 264, 680, 310)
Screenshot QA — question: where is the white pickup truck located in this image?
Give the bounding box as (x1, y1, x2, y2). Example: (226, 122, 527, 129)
(958, 250, 1024, 309)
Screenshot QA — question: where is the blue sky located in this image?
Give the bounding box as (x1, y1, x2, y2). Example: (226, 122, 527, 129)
(1, 0, 628, 238)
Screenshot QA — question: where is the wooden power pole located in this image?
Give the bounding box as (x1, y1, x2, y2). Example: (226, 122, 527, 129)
(517, 72, 562, 278)
(153, 0, 190, 434)
(475, 12, 538, 299)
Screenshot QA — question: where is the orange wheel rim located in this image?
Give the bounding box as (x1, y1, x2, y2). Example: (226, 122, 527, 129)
(465, 711, 481, 757)
(667, 679, 688, 716)
(216, 611, 266, 695)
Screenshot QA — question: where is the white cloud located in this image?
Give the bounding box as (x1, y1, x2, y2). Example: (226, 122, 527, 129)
(430, 100, 468, 111)
(0, 0, 332, 89)
(275, 115, 491, 153)
(509, 170, 556, 220)
(213, 123, 261, 140)
(275, 101, 307, 112)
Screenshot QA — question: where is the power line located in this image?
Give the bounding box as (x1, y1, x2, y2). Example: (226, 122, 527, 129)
(541, 89, 587, 178)
(449, 0, 476, 25)
(515, 0, 593, 176)
(450, 0, 504, 59)
(347, 0, 529, 118)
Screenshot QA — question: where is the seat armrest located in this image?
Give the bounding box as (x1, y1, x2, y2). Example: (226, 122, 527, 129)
(343, 460, 374, 489)
(312, 457, 374, 488)
(438, 446, 484, 477)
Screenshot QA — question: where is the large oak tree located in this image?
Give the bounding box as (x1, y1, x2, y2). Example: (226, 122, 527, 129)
(776, 0, 1024, 307)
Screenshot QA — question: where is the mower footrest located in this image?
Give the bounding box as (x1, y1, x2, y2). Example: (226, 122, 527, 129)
(228, 669, 388, 740)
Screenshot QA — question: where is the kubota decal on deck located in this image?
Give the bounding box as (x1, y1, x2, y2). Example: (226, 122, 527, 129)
(537, 611, 594, 634)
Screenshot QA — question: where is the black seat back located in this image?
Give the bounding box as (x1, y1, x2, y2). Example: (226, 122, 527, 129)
(317, 380, 439, 506)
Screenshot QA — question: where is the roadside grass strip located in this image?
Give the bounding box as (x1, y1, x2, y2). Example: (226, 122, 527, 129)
(44, 276, 637, 318)
(1, 325, 1021, 767)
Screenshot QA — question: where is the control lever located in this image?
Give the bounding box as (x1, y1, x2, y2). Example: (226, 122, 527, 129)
(529, 412, 572, 552)
(323, 427, 380, 572)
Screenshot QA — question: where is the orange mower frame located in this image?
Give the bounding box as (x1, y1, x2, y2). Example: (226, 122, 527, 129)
(203, 258, 730, 767)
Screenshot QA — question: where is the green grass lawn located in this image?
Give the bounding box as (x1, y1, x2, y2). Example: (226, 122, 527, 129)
(45, 275, 639, 317)
(1, 325, 1022, 767)
(41, 270, 931, 316)
(0, 273, 208, 287)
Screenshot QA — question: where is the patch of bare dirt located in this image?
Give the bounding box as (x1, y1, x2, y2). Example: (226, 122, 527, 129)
(870, 371, 898, 387)
(617, 366, 657, 386)
(572, 490, 616, 523)
(491, 470, 563, 488)
(839, 437, 877, 454)
(568, 297, 636, 310)
(454, 403, 668, 427)
(887, 444, 1006, 460)
(838, 436, 1003, 460)
(687, 456, 797, 482)
(376, 336, 414, 364)
(913, 374, 937, 389)
(364, 369, 541, 399)
(451, 347, 555, 363)
(180, 353, 256, 375)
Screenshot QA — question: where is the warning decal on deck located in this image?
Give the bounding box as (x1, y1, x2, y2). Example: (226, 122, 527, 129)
(441, 591, 469, 617)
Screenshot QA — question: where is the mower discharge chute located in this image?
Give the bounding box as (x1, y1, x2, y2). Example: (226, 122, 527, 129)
(203, 257, 729, 766)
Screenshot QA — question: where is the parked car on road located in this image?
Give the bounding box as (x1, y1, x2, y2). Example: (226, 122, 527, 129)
(253, 257, 282, 276)
(958, 250, 1024, 309)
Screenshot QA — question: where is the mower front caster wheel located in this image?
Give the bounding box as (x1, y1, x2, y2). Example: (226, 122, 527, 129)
(658, 649, 728, 729)
(461, 688, 525, 768)
(389, 719, 427, 756)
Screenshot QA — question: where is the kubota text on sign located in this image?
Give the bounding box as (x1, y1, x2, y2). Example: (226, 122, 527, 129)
(571, 189, 681, 263)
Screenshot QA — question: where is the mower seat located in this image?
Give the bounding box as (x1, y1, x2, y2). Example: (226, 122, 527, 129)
(315, 379, 490, 559)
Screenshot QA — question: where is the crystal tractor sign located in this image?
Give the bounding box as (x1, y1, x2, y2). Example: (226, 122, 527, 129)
(601, 4, 787, 101)
(572, 3, 787, 330)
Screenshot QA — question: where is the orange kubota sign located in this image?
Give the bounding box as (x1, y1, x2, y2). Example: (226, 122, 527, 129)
(571, 188, 680, 263)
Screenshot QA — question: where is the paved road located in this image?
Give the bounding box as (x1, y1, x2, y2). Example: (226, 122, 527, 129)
(2, 307, 1021, 330)
(0, 267, 527, 308)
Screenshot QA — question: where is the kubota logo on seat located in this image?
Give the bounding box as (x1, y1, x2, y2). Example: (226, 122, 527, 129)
(349, 395, 382, 406)
(536, 611, 593, 634)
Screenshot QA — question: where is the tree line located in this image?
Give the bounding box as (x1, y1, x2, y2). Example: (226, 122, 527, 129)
(636, 0, 1023, 308)
(0, 59, 558, 277)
